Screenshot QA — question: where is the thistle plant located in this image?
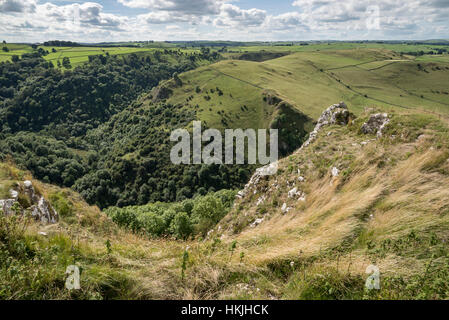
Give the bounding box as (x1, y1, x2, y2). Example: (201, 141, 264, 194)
(105, 239, 112, 255)
(229, 240, 237, 261)
(181, 249, 189, 281)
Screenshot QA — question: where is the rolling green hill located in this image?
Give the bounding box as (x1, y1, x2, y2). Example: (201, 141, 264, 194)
(164, 47, 449, 121)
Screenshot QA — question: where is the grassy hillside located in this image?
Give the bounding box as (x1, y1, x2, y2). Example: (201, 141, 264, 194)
(2, 106, 449, 299)
(212, 108, 449, 299)
(165, 47, 449, 122)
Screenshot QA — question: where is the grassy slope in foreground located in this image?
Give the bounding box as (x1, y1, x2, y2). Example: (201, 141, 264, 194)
(217, 109, 449, 299)
(2, 107, 449, 299)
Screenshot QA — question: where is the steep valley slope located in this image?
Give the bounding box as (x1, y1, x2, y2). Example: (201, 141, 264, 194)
(1, 101, 449, 299)
(2, 47, 449, 300)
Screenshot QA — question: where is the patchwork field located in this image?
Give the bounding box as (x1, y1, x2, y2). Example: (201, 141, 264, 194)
(0, 43, 159, 67)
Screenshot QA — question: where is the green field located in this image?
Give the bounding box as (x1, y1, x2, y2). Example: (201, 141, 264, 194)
(162, 47, 449, 125)
(0, 43, 190, 68)
(227, 42, 449, 54)
(3, 41, 449, 71)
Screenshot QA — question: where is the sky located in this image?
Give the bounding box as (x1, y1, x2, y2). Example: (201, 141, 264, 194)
(0, 0, 449, 43)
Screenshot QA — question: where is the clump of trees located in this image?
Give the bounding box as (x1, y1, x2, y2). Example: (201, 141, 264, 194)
(43, 40, 81, 47)
(106, 190, 236, 239)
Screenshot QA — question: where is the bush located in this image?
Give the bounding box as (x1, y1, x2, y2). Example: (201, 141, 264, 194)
(192, 194, 226, 236)
(106, 190, 235, 239)
(138, 213, 165, 238)
(170, 212, 193, 240)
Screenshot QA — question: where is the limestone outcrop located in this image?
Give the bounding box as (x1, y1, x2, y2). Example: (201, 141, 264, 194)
(361, 113, 390, 138)
(0, 180, 58, 224)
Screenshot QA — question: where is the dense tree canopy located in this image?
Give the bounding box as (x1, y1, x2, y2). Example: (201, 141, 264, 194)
(0, 48, 250, 209)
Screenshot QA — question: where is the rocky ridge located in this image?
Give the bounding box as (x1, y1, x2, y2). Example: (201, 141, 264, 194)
(0, 180, 59, 224)
(228, 102, 390, 233)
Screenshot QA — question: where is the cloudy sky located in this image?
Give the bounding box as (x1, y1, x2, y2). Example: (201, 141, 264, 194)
(0, 0, 448, 42)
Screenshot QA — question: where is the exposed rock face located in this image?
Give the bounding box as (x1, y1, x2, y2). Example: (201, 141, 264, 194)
(0, 181, 58, 224)
(236, 102, 352, 212)
(361, 113, 390, 138)
(301, 102, 351, 149)
(151, 85, 173, 102)
(0, 199, 17, 216)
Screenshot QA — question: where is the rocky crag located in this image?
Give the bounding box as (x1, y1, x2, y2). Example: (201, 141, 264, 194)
(0, 180, 58, 224)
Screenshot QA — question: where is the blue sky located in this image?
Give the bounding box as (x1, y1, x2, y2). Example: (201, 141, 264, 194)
(0, 0, 448, 42)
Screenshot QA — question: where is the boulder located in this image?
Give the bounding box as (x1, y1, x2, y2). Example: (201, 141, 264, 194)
(361, 113, 390, 138)
(1, 181, 58, 224)
(301, 102, 352, 149)
(0, 199, 18, 216)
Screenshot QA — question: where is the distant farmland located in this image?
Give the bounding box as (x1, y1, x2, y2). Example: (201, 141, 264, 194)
(0, 44, 157, 68)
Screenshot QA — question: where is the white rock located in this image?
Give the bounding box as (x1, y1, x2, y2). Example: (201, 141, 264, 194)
(250, 218, 264, 228)
(38, 231, 48, 236)
(300, 102, 349, 150)
(256, 196, 266, 206)
(288, 187, 298, 198)
(281, 203, 291, 214)
(23, 180, 33, 188)
(9, 190, 19, 199)
(0, 199, 18, 216)
(332, 167, 340, 177)
(361, 113, 389, 138)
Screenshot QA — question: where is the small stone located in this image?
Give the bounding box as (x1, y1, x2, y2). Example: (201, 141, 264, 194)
(281, 203, 291, 214)
(332, 167, 340, 177)
(23, 180, 33, 188)
(250, 218, 264, 228)
(288, 187, 298, 198)
(9, 190, 19, 199)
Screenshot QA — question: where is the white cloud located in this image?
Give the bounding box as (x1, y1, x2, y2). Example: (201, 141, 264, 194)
(119, 0, 224, 15)
(138, 11, 189, 24)
(213, 4, 266, 27)
(0, 0, 36, 13)
(0, 1, 129, 42)
(291, 0, 449, 36)
(0, 0, 448, 42)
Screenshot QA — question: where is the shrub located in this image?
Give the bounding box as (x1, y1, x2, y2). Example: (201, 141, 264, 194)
(192, 194, 225, 236)
(170, 212, 193, 240)
(138, 213, 165, 237)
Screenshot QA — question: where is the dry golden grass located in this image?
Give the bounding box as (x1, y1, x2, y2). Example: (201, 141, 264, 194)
(219, 110, 449, 285)
(3, 110, 449, 300)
